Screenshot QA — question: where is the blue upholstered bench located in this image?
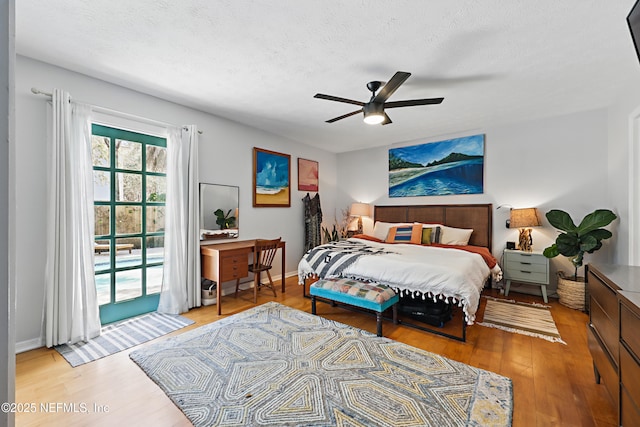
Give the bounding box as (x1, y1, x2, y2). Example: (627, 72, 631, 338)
(310, 278, 399, 337)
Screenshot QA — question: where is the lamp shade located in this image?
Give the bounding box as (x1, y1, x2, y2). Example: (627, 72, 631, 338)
(510, 208, 541, 228)
(350, 202, 371, 217)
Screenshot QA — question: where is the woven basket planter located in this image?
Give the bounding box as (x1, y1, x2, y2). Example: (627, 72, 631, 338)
(557, 271, 585, 311)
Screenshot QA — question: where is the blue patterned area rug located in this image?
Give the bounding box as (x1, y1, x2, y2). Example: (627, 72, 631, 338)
(55, 311, 194, 367)
(130, 302, 512, 427)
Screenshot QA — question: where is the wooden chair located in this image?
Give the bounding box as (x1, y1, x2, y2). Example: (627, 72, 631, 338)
(235, 238, 281, 303)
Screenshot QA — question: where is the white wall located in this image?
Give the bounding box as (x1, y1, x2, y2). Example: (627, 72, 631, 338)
(14, 56, 337, 349)
(337, 108, 614, 294)
(607, 83, 640, 265)
(15, 53, 640, 350)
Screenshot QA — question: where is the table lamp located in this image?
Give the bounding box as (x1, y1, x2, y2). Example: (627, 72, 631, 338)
(510, 207, 541, 252)
(350, 202, 371, 234)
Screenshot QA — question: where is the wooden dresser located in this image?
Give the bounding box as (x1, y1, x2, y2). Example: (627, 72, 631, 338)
(619, 290, 640, 426)
(587, 264, 640, 426)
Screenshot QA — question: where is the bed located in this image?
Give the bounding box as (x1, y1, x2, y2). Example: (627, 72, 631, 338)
(298, 203, 501, 341)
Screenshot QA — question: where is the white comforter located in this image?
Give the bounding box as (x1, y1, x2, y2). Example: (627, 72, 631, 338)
(298, 238, 501, 324)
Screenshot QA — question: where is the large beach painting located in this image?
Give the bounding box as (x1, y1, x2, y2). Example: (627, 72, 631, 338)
(253, 147, 291, 207)
(389, 134, 485, 197)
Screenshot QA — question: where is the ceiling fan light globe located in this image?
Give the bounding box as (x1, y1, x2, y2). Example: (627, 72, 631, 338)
(363, 102, 385, 124)
(363, 113, 385, 124)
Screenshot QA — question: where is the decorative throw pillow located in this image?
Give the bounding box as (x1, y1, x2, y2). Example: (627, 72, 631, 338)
(421, 227, 432, 245)
(419, 224, 441, 244)
(385, 224, 422, 244)
(439, 225, 473, 246)
(372, 221, 412, 241)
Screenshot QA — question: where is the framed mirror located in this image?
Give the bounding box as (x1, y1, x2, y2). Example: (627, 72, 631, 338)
(199, 183, 239, 240)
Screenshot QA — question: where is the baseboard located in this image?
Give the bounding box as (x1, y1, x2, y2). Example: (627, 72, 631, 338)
(16, 337, 44, 354)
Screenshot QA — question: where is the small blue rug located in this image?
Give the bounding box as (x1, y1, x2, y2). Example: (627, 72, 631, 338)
(55, 311, 194, 367)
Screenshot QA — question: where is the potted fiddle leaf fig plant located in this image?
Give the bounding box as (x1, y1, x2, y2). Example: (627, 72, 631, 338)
(543, 208, 617, 309)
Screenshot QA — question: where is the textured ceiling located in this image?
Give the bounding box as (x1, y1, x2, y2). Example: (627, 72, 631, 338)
(15, 0, 640, 153)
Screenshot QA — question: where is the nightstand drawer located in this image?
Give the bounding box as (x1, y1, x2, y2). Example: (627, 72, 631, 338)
(504, 251, 547, 265)
(504, 268, 548, 284)
(505, 260, 547, 274)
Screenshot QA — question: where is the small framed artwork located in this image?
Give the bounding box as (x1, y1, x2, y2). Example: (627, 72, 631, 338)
(253, 147, 291, 207)
(297, 158, 319, 192)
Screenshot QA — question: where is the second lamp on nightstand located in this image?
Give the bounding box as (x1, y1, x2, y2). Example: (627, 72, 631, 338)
(503, 249, 550, 303)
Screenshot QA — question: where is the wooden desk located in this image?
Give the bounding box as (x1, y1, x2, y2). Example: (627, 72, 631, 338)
(200, 239, 286, 314)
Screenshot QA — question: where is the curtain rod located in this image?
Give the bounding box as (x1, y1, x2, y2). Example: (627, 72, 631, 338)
(30, 87, 203, 134)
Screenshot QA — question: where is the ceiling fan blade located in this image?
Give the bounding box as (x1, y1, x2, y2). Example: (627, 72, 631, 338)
(373, 71, 411, 103)
(325, 109, 362, 123)
(381, 113, 392, 125)
(314, 93, 364, 107)
(384, 97, 444, 108)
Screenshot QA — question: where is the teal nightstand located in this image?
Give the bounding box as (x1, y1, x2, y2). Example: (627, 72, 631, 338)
(503, 249, 550, 303)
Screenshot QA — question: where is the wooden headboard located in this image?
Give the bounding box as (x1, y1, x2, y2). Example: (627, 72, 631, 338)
(374, 204, 493, 251)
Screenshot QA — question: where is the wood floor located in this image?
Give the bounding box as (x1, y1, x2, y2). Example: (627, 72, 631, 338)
(15, 276, 617, 427)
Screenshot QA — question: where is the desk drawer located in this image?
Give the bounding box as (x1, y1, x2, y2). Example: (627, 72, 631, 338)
(220, 250, 249, 282)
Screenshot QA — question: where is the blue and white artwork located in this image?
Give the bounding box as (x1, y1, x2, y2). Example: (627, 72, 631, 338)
(253, 148, 291, 207)
(389, 134, 484, 197)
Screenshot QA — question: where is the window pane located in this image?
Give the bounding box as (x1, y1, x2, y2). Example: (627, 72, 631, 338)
(115, 139, 142, 171)
(146, 206, 165, 233)
(115, 172, 142, 202)
(146, 236, 164, 264)
(115, 206, 142, 234)
(115, 269, 142, 302)
(147, 175, 166, 202)
(94, 243, 111, 273)
(93, 170, 110, 202)
(114, 237, 141, 269)
(95, 273, 111, 305)
(146, 145, 167, 173)
(91, 136, 110, 167)
(147, 265, 163, 295)
(94, 206, 110, 236)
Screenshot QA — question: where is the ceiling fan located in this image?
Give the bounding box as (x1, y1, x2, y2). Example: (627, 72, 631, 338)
(314, 71, 444, 125)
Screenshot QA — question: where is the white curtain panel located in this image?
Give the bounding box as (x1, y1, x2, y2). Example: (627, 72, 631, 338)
(44, 89, 101, 347)
(158, 125, 200, 314)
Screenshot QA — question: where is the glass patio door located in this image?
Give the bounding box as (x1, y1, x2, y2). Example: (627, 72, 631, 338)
(91, 124, 166, 324)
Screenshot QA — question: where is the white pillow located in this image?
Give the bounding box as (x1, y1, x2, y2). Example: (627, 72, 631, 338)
(418, 223, 473, 245)
(440, 225, 473, 245)
(372, 221, 412, 241)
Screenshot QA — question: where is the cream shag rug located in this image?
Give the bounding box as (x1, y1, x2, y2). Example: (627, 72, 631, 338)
(478, 297, 566, 344)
